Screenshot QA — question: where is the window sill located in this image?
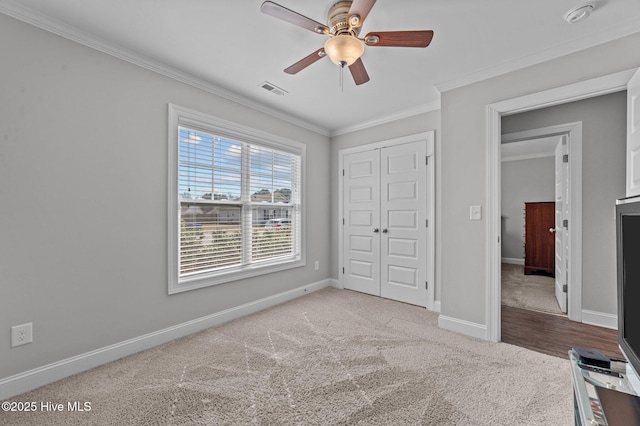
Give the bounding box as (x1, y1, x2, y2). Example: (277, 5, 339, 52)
(168, 257, 305, 294)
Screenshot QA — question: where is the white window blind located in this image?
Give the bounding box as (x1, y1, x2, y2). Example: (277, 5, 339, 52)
(175, 123, 302, 285)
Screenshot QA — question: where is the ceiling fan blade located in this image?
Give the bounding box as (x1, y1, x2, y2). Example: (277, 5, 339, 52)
(365, 30, 434, 48)
(261, 1, 329, 34)
(349, 58, 370, 85)
(284, 48, 326, 74)
(348, 0, 377, 26)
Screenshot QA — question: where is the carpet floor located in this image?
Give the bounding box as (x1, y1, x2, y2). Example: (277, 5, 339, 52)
(2, 288, 573, 425)
(501, 263, 563, 315)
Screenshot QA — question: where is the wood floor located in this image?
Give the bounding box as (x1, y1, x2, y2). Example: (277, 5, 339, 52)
(501, 304, 622, 359)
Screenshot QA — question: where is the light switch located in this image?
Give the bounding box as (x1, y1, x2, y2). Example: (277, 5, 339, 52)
(470, 205, 482, 220)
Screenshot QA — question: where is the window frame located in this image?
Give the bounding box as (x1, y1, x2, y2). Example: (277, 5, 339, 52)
(168, 104, 306, 294)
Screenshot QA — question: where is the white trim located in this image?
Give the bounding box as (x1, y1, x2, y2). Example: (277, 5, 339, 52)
(0, 1, 329, 137)
(0, 1, 444, 139)
(501, 152, 555, 162)
(494, 69, 637, 115)
(330, 101, 441, 137)
(486, 69, 636, 342)
(438, 315, 487, 340)
(328, 278, 341, 289)
(435, 25, 640, 93)
(426, 137, 436, 312)
(0, 279, 332, 400)
(3, 2, 638, 138)
(433, 300, 441, 313)
(501, 257, 524, 265)
(337, 131, 436, 311)
(486, 105, 502, 343)
(168, 104, 307, 294)
(582, 310, 618, 330)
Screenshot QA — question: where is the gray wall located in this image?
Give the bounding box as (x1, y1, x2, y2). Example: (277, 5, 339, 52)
(0, 14, 331, 379)
(440, 33, 640, 326)
(330, 110, 442, 302)
(501, 156, 555, 260)
(502, 91, 627, 315)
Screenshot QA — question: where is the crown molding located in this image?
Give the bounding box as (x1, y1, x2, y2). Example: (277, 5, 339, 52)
(435, 18, 640, 93)
(0, 1, 331, 137)
(330, 100, 441, 137)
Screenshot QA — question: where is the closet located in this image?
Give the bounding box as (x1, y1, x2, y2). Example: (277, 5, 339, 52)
(340, 135, 434, 308)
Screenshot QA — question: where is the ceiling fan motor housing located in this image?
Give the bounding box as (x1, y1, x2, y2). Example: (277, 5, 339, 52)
(328, 1, 360, 36)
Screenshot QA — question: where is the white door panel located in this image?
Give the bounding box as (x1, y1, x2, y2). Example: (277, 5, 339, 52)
(343, 150, 380, 296)
(387, 265, 417, 287)
(388, 210, 417, 228)
(387, 181, 417, 200)
(387, 238, 418, 258)
(349, 210, 373, 227)
(380, 141, 427, 306)
(350, 186, 374, 202)
(628, 68, 640, 197)
(555, 137, 568, 313)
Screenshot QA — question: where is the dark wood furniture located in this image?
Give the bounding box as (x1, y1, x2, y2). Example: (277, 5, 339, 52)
(524, 201, 555, 275)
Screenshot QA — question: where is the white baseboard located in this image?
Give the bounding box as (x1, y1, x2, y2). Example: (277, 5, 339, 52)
(501, 257, 524, 265)
(433, 300, 441, 313)
(0, 279, 332, 400)
(328, 278, 341, 289)
(438, 315, 487, 340)
(582, 309, 618, 330)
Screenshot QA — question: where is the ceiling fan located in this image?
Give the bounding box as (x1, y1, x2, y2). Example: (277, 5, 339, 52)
(261, 0, 434, 86)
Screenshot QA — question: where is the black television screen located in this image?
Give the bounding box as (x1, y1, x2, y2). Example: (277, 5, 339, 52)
(617, 199, 640, 379)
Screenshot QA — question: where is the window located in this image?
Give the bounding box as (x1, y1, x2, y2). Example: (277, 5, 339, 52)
(168, 105, 304, 294)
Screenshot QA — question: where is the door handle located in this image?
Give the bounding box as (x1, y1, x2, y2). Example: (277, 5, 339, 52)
(549, 228, 556, 233)
(382, 229, 388, 233)
(373, 228, 379, 233)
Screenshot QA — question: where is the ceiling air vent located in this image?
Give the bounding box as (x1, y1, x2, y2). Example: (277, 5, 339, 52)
(259, 81, 288, 96)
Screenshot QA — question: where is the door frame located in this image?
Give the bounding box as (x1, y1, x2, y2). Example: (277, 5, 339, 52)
(501, 126, 581, 317)
(486, 69, 636, 342)
(338, 131, 436, 311)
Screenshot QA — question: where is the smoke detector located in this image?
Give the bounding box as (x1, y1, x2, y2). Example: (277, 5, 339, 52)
(564, 3, 595, 24)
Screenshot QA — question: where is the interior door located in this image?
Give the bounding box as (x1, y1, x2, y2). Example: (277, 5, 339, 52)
(380, 141, 427, 306)
(554, 136, 568, 313)
(343, 150, 381, 296)
(627, 68, 640, 197)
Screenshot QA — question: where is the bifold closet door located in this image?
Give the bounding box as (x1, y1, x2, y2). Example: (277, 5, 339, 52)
(343, 141, 427, 306)
(343, 149, 381, 296)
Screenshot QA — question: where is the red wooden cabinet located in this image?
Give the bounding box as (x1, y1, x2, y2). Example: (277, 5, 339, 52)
(524, 202, 555, 276)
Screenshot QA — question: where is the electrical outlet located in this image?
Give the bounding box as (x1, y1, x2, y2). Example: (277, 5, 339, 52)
(11, 323, 33, 347)
(314, 261, 320, 271)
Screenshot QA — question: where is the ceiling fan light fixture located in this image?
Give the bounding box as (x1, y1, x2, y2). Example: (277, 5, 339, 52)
(563, 3, 595, 24)
(324, 34, 365, 67)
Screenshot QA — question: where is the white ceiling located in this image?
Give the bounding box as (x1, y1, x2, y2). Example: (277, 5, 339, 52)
(3, 0, 640, 135)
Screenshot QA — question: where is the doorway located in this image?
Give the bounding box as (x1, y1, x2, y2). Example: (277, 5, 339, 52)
(500, 128, 579, 318)
(338, 131, 435, 309)
(486, 69, 634, 342)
